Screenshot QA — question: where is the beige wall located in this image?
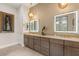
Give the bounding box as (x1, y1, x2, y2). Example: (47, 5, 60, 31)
(30, 3, 79, 37)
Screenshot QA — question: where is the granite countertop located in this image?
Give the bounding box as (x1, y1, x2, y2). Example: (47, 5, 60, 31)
(24, 33, 79, 42)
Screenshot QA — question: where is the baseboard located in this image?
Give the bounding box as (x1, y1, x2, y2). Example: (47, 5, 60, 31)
(0, 42, 19, 49)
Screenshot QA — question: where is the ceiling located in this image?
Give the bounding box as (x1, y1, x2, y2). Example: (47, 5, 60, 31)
(3, 3, 38, 9)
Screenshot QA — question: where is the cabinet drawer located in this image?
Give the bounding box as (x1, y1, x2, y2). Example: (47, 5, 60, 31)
(50, 39, 63, 45)
(65, 41, 79, 48)
(33, 36, 41, 39)
(41, 37, 50, 41)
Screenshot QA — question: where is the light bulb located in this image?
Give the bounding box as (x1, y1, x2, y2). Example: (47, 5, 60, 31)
(29, 13, 34, 17)
(58, 3, 68, 9)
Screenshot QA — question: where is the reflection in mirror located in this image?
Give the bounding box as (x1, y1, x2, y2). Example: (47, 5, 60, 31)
(54, 11, 78, 33)
(29, 20, 39, 32)
(56, 16, 68, 31)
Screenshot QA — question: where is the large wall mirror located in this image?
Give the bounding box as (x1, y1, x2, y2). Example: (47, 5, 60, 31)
(54, 11, 78, 33)
(25, 20, 39, 32)
(29, 20, 39, 32)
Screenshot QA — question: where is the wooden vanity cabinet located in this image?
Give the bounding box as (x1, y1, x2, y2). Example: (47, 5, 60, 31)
(64, 41, 79, 56)
(50, 39, 64, 56)
(40, 37, 50, 56)
(24, 35, 79, 56)
(33, 36, 41, 52)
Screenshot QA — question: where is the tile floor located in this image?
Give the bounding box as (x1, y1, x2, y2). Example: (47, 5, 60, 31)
(0, 44, 43, 56)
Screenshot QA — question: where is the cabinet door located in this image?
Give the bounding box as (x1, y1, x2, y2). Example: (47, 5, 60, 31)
(28, 36, 34, 49)
(24, 35, 29, 46)
(40, 37, 50, 56)
(33, 36, 41, 52)
(64, 41, 79, 56)
(50, 39, 64, 56)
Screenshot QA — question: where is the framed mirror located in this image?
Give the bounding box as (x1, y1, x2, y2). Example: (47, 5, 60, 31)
(54, 11, 78, 33)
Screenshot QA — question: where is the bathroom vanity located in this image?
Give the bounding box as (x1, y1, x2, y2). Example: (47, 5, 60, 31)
(24, 33, 79, 56)
(24, 11, 79, 56)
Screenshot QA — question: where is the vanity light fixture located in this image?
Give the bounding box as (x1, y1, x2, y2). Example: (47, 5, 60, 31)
(29, 12, 34, 18)
(58, 3, 68, 9)
(28, 12, 34, 19)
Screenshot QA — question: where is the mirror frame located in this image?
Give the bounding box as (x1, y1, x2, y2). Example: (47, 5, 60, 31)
(54, 11, 78, 33)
